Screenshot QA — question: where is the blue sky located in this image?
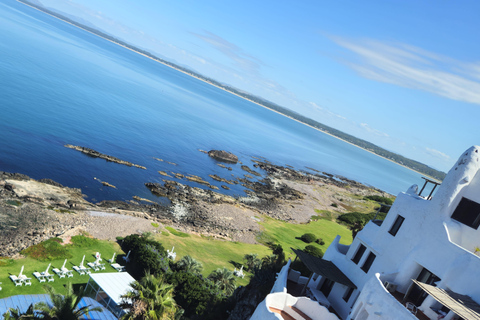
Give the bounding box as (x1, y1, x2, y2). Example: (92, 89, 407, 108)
(36, 0, 480, 172)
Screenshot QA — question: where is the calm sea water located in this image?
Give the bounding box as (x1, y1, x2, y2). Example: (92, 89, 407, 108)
(0, 1, 430, 203)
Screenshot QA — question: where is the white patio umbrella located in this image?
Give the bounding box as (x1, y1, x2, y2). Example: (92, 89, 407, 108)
(45, 263, 51, 274)
(80, 255, 85, 268)
(19, 265, 24, 277)
(61, 259, 67, 269)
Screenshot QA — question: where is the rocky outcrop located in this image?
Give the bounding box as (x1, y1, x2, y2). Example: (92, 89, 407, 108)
(208, 150, 238, 163)
(64, 144, 146, 169)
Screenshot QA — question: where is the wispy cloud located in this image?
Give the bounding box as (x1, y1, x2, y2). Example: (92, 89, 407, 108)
(360, 123, 389, 137)
(425, 147, 451, 161)
(309, 102, 346, 120)
(330, 37, 480, 105)
(190, 31, 264, 74)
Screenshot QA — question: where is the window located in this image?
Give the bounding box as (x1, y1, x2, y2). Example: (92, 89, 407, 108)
(389, 215, 405, 236)
(451, 197, 480, 229)
(351, 244, 366, 264)
(343, 287, 354, 302)
(319, 278, 335, 297)
(361, 252, 376, 273)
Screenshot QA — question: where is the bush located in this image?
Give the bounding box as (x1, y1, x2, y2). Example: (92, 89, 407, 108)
(304, 245, 323, 258)
(331, 203, 338, 208)
(300, 233, 316, 243)
(338, 211, 387, 228)
(364, 195, 393, 205)
(21, 238, 71, 261)
(122, 234, 167, 277)
(315, 238, 325, 246)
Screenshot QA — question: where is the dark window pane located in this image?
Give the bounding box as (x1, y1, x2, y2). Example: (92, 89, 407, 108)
(343, 287, 354, 302)
(452, 198, 480, 229)
(361, 252, 376, 273)
(352, 244, 366, 264)
(320, 278, 335, 297)
(389, 215, 405, 236)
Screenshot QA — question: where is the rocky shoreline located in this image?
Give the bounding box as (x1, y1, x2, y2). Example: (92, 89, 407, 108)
(0, 151, 390, 257)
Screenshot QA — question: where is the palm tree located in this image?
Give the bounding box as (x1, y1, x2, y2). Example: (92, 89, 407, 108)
(243, 253, 261, 271)
(176, 255, 203, 274)
(208, 267, 236, 295)
(35, 282, 102, 320)
(3, 304, 41, 319)
(120, 272, 177, 320)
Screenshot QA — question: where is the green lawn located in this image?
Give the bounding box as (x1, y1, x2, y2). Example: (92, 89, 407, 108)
(0, 214, 354, 297)
(154, 231, 271, 286)
(0, 240, 124, 299)
(257, 216, 353, 260)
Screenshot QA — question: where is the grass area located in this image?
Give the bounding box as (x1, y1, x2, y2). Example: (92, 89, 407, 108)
(257, 216, 353, 260)
(165, 226, 189, 238)
(0, 239, 124, 299)
(155, 233, 271, 286)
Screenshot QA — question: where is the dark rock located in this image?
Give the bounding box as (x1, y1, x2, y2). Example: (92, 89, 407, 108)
(207, 150, 238, 163)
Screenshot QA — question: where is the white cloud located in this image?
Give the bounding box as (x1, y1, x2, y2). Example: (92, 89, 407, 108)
(360, 123, 389, 137)
(425, 147, 451, 161)
(190, 31, 264, 75)
(330, 37, 480, 105)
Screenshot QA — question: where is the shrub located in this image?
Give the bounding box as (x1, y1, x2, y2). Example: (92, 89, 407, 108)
(21, 238, 71, 261)
(122, 234, 168, 277)
(151, 222, 159, 228)
(331, 203, 338, 208)
(315, 238, 325, 246)
(304, 245, 323, 258)
(300, 233, 316, 243)
(364, 195, 394, 205)
(338, 211, 387, 228)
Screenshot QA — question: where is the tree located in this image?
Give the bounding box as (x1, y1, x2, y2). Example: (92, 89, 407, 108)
(35, 282, 102, 320)
(176, 255, 203, 274)
(3, 304, 41, 320)
(208, 267, 236, 295)
(120, 272, 178, 320)
(243, 253, 261, 271)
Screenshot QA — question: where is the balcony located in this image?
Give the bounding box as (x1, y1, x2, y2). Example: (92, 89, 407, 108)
(250, 260, 341, 320)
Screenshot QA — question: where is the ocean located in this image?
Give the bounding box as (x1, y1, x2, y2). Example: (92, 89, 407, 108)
(0, 0, 430, 203)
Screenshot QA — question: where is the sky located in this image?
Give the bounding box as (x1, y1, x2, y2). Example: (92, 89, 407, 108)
(35, 0, 480, 172)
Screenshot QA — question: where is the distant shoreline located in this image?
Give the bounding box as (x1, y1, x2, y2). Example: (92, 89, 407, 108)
(17, 0, 440, 183)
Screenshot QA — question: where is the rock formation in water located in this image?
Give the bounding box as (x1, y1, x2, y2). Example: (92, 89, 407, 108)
(208, 150, 238, 163)
(64, 144, 146, 169)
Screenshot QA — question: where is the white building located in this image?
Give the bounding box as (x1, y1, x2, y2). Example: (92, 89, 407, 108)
(254, 146, 480, 320)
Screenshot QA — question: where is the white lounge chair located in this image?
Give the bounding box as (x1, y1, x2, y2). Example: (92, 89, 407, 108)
(9, 275, 22, 286)
(167, 247, 176, 261)
(111, 263, 125, 272)
(21, 276, 32, 286)
(42, 263, 54, 282)
(87, 262, 100, 271)
(95, 252, 102, 261)
(74, 255, 91, 275)
(18, 265, 32, 286)
(52, 268, 65, 278)
(33, 272, 46, 283)
(60, 259, 73, 277)
(234, 265, 245, 278)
